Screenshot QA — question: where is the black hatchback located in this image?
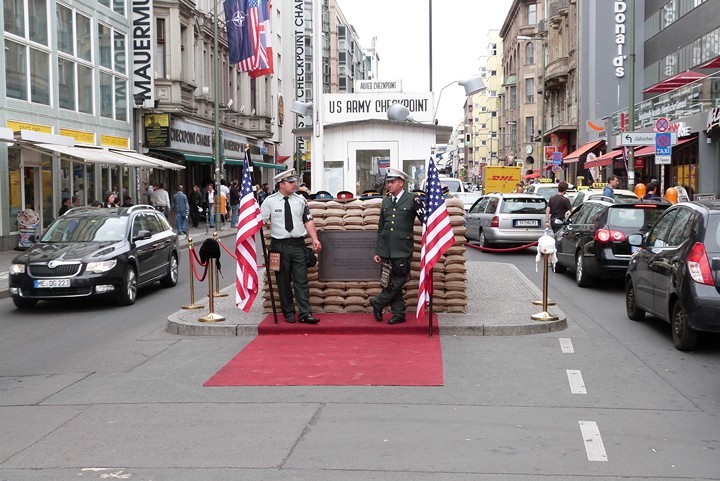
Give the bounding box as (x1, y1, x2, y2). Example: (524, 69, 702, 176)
(9, 205, 179, 309)
(625, 200, 720, 351)
(554, 199, 670, 287)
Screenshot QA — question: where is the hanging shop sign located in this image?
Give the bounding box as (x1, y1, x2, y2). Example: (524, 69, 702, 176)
(613, 1, 628, 77)
(145, 113, 170, 148)
(131, 0, 155, 108)
(707, 106, 720, 134)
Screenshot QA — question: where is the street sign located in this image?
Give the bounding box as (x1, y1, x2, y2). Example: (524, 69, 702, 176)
(620, 131, 677, 146)
(552, 151, 563, 164)
(655, 155, 671, 165)
(655, 117, 669, 132)
(655, 132, 672, 156)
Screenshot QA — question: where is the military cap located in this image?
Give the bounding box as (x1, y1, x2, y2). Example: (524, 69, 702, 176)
(314, 190, 333, 200)
(273, 168, 297, 183)
(385, 168, 409, 181)
(336, 190, 354, 200)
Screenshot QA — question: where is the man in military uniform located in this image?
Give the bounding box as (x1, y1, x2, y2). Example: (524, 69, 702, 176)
(260, 169, 321, 324)
(370, 168, 423, 325)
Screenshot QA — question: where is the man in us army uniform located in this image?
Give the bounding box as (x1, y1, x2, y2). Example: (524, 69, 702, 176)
(260, 169, 321, 324)
(369, 168, 423, 325)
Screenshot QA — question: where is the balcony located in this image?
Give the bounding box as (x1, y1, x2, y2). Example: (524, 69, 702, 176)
(545, 56, 570, 89)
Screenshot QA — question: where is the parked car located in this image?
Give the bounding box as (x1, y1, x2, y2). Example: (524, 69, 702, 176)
(554, 199, 670, 286)
(525, 182, 576, 202)
(465, 193, 547, 247)
(453, 191, 483, 212)
(9, 205, 179, 309)
(625, 200, 720, 350)
(571, 188, 639, 208)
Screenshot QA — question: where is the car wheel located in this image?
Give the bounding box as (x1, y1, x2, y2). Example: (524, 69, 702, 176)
(672, 301, 698, 351)
(118, 266, 138, 306)
(479, 229, 490, 248)
(160, 253, 179, 288)
(625, 278, 645, 321)
(575, 251, 593, 287)
(13, 297, 38, 309)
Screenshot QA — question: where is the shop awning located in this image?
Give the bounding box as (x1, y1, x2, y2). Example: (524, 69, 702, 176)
(563, 140, 604, 163)
(110, 150, 185, 170)
(585, 149, 622, 169)
(34, 143, 154, 167)
(182, 153, 214, 163)
(524, 171, 540, 179)
(642, 71, 706, 94)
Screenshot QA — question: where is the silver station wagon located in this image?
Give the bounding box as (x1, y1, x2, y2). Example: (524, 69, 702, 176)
(465, 193, 548, 248)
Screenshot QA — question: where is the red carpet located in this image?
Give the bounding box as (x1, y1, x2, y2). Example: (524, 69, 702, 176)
(204, 313, 443, 386)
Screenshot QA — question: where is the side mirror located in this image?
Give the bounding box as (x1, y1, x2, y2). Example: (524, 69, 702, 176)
(132, 229, 152, 242)
(627, 233, 644, 247)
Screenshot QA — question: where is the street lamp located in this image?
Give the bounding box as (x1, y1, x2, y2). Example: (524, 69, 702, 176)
(432, 75, 486, 124)
(518, 34, 547, 169)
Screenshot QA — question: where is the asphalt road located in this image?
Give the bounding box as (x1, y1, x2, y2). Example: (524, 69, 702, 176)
(1, 246, 719, 480)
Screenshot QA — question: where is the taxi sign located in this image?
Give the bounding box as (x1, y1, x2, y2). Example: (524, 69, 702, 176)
(591, 182, 607, 188)
(539, 178, 554, 183)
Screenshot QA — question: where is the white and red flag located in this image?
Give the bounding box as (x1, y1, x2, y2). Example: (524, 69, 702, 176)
(416, 157, 454, 319)
(235, 150, 264, 311)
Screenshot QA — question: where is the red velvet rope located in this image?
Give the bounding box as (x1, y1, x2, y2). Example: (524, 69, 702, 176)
(465, 241, 539, 253)
(217, 238, 238, 261)
(188, 247, 209, 281)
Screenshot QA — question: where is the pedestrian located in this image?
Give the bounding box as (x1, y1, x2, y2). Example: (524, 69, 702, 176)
(642, 181, 661, 200)
(205, 182, 216, 228)
(153, 183, 170, 217)
(229, 180, 240, 228)
(260, 169, 321, 324)
(103, 191, 118, 208)
(369, 168, 423, 325)
(546, 181, 573, 232)
(514, 182, 525, 193)
(72, 194, 82, 207)
(122, 196, 134, 207)
(58, 197, 73, 216)
(188, 184, 202, 228)
(172, 185, 189, 235)
(603, 175, 620, 198)
(257, 182, 270, 204)
(220, 179, 230, 225)
(147, 182, 156, 207)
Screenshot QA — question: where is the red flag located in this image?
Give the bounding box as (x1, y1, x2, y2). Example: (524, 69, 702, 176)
(416, 157, 454, 319)
(235, 151, 264, 311)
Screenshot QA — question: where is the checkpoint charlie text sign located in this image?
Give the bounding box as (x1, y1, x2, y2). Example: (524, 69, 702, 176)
(324, 92, 434, 123)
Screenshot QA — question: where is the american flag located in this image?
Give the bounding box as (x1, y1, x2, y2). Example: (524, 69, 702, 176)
(416, 157, 455, 319)
(249, 0, 273, 77)
(238, 0, 262, 72)
(235, 150, 264, 311)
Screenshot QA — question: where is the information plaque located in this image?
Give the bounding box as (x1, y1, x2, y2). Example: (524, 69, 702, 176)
(318, 231, 380, 281)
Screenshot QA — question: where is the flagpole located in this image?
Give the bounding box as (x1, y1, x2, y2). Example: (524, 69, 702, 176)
(213, 0, 222, 235)
(311, 0, 324, 192)
(428, 272, 434, 338)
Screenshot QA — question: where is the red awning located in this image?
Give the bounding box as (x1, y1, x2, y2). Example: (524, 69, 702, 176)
(674, 135, 697, 149)
(277, 154, 291, 162)
(585, 149, 621, 169)
(525, 171, 540, 179)
(563, 140, 604, 163)
(642, 71, 706, 94)
(698, 56, 720, 69)
(632, 146, 655, 158)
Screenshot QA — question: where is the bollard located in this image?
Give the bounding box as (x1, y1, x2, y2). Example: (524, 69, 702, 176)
(182, 238, 204, 310)
(531, 253, 559, 321)
(532, 256, 556, 306)
(212, 232, 228, 298)
(199, 258, 225, 322)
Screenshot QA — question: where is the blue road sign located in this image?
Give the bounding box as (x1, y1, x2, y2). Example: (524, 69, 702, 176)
(656, 133, 672, 156)
(552, 151, 563, 165)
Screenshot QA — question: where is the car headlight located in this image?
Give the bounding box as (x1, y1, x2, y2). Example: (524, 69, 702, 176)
(10, 264, 26, 274)
(86, 260, 117, 273)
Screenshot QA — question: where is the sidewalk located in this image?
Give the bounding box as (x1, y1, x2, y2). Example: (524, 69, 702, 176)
(0, 228, 567, 335)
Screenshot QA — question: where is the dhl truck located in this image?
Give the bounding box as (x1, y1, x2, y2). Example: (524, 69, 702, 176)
(481, 165, 522, 194)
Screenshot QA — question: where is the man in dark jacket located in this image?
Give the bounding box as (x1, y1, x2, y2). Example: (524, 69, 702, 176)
(229, 180, 241, 228)
(188, 185, 203, 228)
(369, 168, 423, 325)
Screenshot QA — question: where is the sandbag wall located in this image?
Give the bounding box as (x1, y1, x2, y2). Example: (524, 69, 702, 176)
(262, 196, 467, 314)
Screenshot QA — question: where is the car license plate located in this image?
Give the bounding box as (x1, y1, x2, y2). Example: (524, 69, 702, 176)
(34, 279, 71, 288)
(514, 219, 539, 228)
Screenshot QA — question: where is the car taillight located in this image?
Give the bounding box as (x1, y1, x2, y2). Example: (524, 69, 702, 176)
(491, 216, 499, 228)
(594, 229, 625, 243)
(687, 242, 714, 286)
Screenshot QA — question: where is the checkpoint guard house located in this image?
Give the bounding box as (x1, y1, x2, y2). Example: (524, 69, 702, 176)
(293, 82, 452, 196)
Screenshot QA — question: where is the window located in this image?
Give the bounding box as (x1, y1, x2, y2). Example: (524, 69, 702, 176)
(98, 23, 128, 120)
(57, 6, 93, 114)
(489, 43, 497, 55)
(156, 19, 166, 79)
(528, 4, 537, 24)
(666, 208, 694, 246)
(525, 117, 534, 143)
(98, 0, 125, 15)
(509, 86, 517, 109)
(4, 0, 50, 104)
(648, 210, 678, 248)
(525, 77, 534, 103)
(525, 42, 534, 65)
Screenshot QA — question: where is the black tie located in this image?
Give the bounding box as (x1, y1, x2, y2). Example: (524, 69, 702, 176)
(392, 196, 397, 206)
(284, 197, 294, 232)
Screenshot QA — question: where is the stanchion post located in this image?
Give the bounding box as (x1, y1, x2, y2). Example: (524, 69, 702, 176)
(199, 258, 225, 322)
(182, 237, 203, 310)
(531, 253, 559, 321)
(532, 256, 556, 306)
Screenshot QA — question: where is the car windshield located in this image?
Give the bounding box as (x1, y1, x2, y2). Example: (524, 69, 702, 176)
(607, 206, 667, 231)
(500, 198, 546, 214)
(441, 179, 462, 192)
(536, 187, 558, 200)
(41, 217, 129, 242)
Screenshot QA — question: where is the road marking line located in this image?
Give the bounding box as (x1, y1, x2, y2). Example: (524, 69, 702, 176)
(578, 421, 608, 462)
(567, 369, 586, 394)
(559, 338, 574, 353)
